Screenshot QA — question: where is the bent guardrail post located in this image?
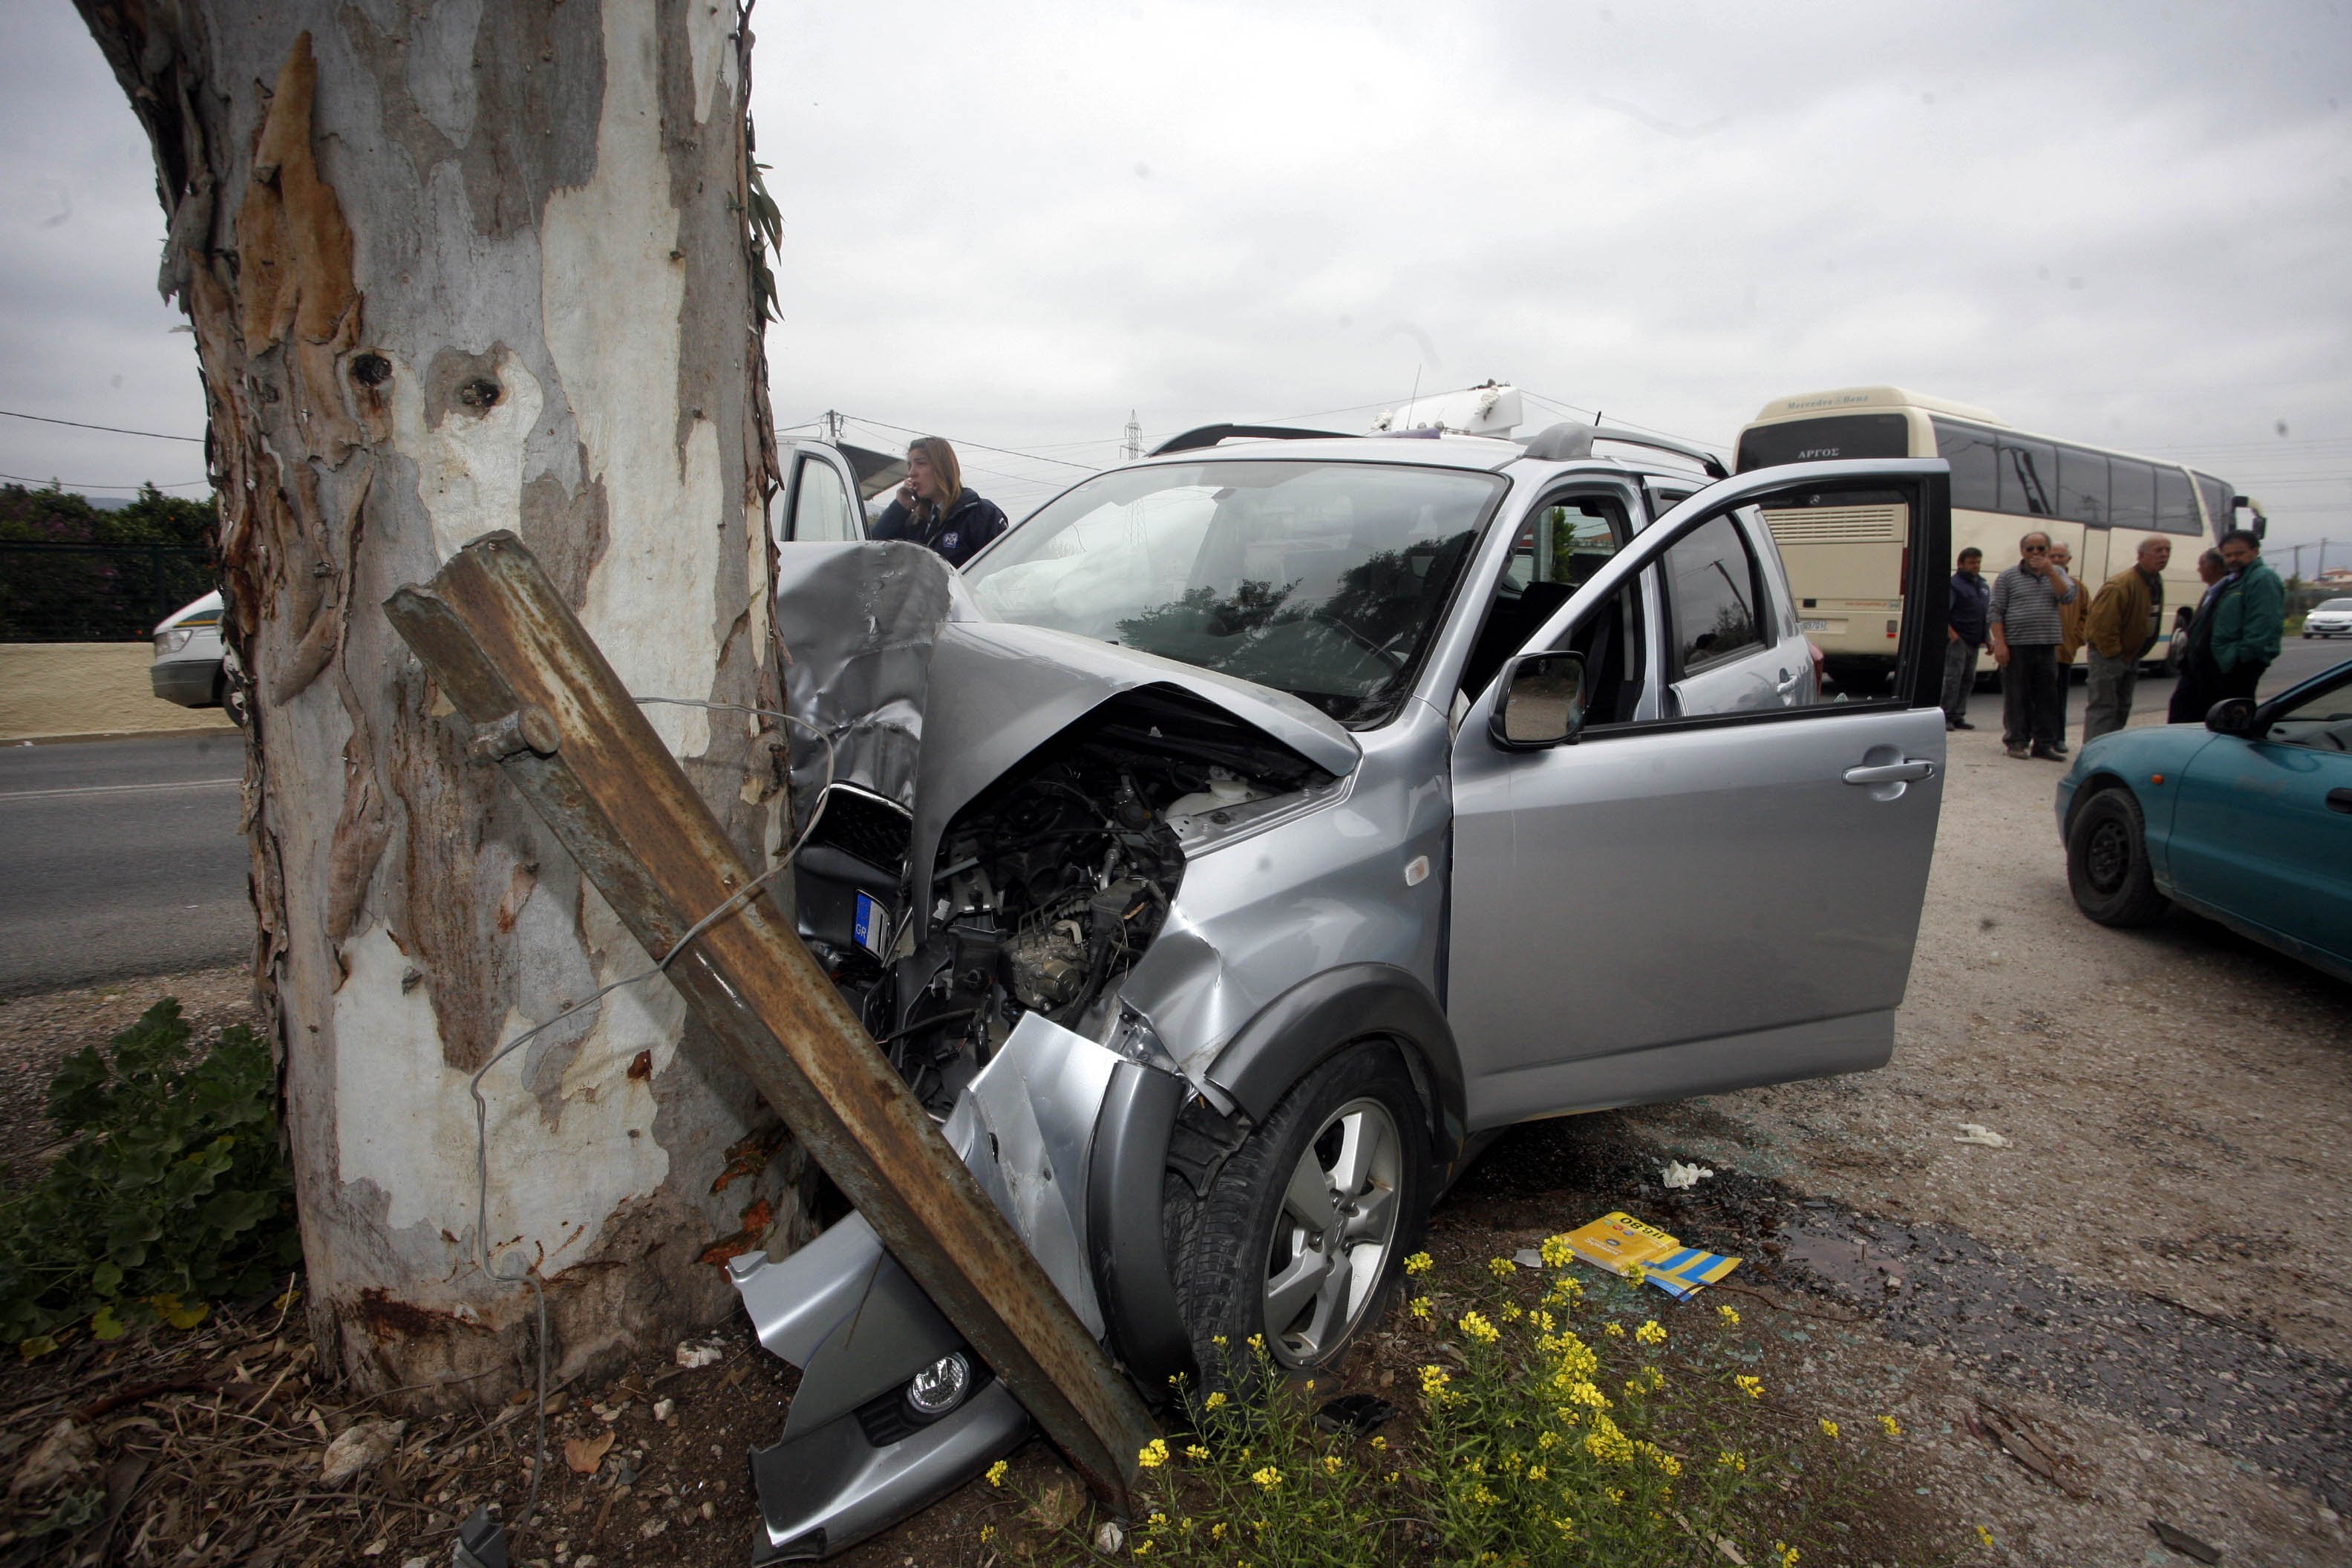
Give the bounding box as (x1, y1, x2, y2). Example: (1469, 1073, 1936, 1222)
(383, 531, 1156, 1514)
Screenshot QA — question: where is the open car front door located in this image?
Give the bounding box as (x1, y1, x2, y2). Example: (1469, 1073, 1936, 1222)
(1447, 458, 1953, 1126)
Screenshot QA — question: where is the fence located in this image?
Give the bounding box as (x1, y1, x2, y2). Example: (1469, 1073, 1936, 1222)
(0, 541, 216, 642)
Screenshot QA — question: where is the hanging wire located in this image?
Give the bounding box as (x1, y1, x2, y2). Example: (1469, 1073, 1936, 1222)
(0, 406, 206, 442)
(464, 698, 834, 1541)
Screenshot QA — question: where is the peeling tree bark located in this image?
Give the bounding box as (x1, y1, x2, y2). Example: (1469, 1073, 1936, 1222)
(75, 0, 808, 1405)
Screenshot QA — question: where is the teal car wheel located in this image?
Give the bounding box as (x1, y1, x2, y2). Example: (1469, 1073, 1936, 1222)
(2067, 788, 2169, 927)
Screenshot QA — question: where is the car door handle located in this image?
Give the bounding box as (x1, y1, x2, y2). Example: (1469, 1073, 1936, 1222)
(1774, 668, 1803, 695)
(1843, 760, 1938, 785)
(2329, 788, 2352, 815)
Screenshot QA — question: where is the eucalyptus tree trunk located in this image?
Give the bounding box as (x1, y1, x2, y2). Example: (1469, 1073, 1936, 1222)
(75, 0, 810, 1404)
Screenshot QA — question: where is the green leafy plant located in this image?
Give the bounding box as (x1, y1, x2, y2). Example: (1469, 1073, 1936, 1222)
(0, 1000, 298, 1357)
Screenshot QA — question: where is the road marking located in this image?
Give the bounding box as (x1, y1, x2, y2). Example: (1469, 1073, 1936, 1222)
(0, 777, 241, 803)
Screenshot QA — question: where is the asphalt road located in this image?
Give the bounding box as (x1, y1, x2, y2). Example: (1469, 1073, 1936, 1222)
(0, 641, 2342, 999)
(0, 731, 252, 996)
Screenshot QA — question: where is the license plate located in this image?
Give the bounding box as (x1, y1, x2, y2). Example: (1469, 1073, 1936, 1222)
(1800, 618, 1830, 633)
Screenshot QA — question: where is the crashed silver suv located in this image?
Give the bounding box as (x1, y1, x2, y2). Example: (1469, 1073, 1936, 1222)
(734, 423, 1955, 1558)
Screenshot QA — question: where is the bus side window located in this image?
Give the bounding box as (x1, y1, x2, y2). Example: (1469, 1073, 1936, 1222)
(2155, 468, 2200, 535)
(2110, 461, 2156, 532)
(1933, 419, 2001, 514)
(2000, 437, 2056, 517)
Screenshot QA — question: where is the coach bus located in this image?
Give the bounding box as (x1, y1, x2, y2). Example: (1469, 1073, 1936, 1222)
(1734, 387, 2256, 689)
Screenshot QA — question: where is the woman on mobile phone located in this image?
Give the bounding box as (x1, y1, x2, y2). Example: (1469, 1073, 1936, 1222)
(869, 437, 1007, 566)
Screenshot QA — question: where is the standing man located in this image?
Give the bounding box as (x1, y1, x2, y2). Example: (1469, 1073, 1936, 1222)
(1942, 546, 1992, 731)
(2166, 547, 2232, 722)
(2081, 536, 2171, 742)
(2202, 529, 2285, 702)
(2051, 542, 2091, 670)
(1988, 530, 2077, 760)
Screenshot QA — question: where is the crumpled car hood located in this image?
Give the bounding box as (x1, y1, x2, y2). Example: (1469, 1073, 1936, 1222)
(774, 541, 1361, 909)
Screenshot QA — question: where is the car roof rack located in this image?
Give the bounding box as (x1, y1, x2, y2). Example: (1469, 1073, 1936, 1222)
(1148, 422, 1351, 456)
(1518, 421, 1729, 480)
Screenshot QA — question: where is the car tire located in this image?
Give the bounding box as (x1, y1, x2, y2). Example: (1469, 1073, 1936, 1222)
(213, 668, 249, 728)
(2066, 788, 2169, 927)
(1173, 1041, 1428, 1391)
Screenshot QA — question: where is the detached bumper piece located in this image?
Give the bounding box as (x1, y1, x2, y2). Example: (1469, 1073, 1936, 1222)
(748, 1375, 1026, 1563)
(732, 1011, 1144, 1560)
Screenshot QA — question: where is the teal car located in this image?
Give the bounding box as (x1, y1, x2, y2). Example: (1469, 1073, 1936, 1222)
(2056, 660, 2352, 984)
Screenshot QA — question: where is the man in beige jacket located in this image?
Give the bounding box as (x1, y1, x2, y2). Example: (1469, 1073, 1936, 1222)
(2082, 536, 2172, 742)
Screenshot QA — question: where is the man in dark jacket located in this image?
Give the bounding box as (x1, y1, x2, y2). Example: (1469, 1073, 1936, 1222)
(869, 437, 1007, 567)
(1942, 546, 1991, 730)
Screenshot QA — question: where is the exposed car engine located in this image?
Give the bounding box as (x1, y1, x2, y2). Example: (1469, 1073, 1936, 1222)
(791, 687, 1332, 1110)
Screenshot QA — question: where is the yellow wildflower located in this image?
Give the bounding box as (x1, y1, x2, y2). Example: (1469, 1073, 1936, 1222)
(1635, 1440, 1683, 1477)
(1212, 1333, 1229, 1348)
(1717, 1449, 1746, 1473)
(1250, 1466, 1284, 1490)
(1776, 1544, 1800, 1568)
(1247, 1333, 1266, 1350)
(1322, 1453, 1343, 1474)
(979, 1524, 997, 1543)
(1734, 1374, 1763, 1399)
(1527, 1464, 1548, 1482)
(1469, 1484, 1500, 1509)
(1634, 1319, 1667, 1346)
(1618, 1261, 1647, 1284)
(1879, 1414, 1902, 1437)
(1500, 1303, 1523, 1323)
(1404, 1250, 1434, 1275)
(1488, 1255, 1518, 1281)
(1716, 1302, 1742, 1327)
(1184, 1443, 1210, 1460)
(1419, 1364, 1452, 1402)
(1540, 1233, 1576, 1268)
(1408, 1296, 1433, 1322)
(1204, 1391, 1228, 1411)
(1604, 1322, 1627, 1339)
(1211, 1522, 1227, 1542)
(1976, 1525, 1995, 1548)
(1818, 1418, 1840, 1440)
(1370, 1435, 1387, 1450)
(1460, 1310, 1500, 1345)
(1137, 1437, 1169, 1469)
(985, 1460, 1007, 1488)
(1533, 1309, 1555, 1333)
(1607, 1487, 1627, 1505)
(1536, 1430, 1559, 1451)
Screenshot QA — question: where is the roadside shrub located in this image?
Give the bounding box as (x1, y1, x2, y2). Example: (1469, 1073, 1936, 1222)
(0, 999, 298, 1356)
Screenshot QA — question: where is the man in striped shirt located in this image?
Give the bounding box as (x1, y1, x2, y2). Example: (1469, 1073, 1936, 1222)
(1987, 531, 2077, 760)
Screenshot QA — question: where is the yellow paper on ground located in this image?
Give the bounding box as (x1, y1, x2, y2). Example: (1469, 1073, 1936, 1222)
(1559, 1211, 1741, 1300)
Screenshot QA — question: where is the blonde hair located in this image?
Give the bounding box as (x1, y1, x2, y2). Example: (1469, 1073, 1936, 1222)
(908, 437, 962, 522)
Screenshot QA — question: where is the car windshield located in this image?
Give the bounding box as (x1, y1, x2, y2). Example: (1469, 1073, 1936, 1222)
(964, 459, 1503, 725)
(2322, 598, 2352, 611)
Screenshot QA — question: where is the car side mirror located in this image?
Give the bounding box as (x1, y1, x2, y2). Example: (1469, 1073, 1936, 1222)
(1491, 651, 1588, 749)
(2205, 697, 2257, 735)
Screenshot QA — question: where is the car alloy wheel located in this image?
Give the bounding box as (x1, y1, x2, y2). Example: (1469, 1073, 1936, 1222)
(1172, 1040, 1429, 1388)
(1262, 1097, 1402, 1363)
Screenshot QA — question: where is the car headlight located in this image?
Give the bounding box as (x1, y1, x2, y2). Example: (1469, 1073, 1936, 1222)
(156, 628, 193, 656)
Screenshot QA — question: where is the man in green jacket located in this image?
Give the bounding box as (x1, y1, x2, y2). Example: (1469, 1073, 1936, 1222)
(2082, 535, 2170, 742)
(2200, 529, 2286, 705)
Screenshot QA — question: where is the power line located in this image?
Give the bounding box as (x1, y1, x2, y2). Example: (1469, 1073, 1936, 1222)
(0, 407, 206, 443)
(837, 414, 1103, 471)
(0, 470, 212, 493)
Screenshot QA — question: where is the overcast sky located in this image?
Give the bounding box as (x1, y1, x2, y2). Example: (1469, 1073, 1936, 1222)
(5, 1, 2348, 563)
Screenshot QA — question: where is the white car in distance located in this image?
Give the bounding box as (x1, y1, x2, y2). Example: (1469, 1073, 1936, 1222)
(150, 590, 243, 722)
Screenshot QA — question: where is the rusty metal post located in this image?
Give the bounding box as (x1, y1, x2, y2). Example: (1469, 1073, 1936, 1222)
(383, 532, 1157, 1511)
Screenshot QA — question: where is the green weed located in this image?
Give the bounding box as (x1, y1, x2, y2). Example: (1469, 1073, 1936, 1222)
(0, 999, 298, 1356)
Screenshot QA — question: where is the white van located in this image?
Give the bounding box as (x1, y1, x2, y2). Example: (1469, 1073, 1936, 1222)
(150, 590, 241, 721)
